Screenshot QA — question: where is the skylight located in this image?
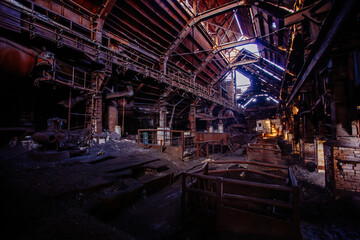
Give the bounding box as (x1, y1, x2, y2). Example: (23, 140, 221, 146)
(253, 65, 282, 81)
(239, 43, 260, 57)
(235, 71, 251, 92)
(239, 94, 280, 108)
(234, 10, 244, 36)
(263, 58, 285, 71)
(272, 22, 277, 29)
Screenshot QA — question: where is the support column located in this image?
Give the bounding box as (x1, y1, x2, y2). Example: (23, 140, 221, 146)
(189, 102, 196, 136)
(94, 97, 102, 134)
(121, 98, 126, 136)
(108, 99, 118, 132)
(159, 103, 167, 128)
(158, 102, 167, 147)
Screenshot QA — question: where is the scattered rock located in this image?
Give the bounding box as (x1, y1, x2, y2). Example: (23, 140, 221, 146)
(109, 131, 121, 141)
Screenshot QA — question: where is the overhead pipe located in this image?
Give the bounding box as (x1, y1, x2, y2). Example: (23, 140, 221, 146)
(0, 37, 37, 78)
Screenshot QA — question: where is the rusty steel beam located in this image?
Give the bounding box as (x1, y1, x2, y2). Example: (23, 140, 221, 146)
(203, 20, 242, 39)
(0, 0, 240, 112)
(193, 0, 247, 23)
(98, 0, 117, 17)
(113, 4, 172, 47)
(58, 0, 96, 17)
(256, 37, 286, 57)
(235, 66, 280, 95)
(104, 31, 160, 61)
(154, 0, 186, 29)
(215, 38, 256, 52)
(171, 38, 217, 83)
(195, 61, 224, 83)
(94, 0, 117, 42)
(108, 12, 168, 50)
(105, 21, 163, 57)
(286, 0, 356, 106)
(258, 58, 284, 76)
(105, 91, 134, 99)
(106, 17, 165, 55)
(242, 65, 281, 87)
(142, 1, 182, 32)
(165, 0, 191, 23)
(284, 2, 316, 26)
(193, 38, 255, 78)
(162, 0, 248, 74)
(211, 67, 230, 87)
(191, 25, 228, 72)
(254, 1, 293, 19)
(229, 58, 259, 68)
(211, 48, 252, 86)
(176, 104, 190, 117)
(125, 1, 176, 39)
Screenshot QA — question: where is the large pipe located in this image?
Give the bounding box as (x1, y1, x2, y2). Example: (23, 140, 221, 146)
(0, 38, 37, 78)
(32, 132, 57, 143)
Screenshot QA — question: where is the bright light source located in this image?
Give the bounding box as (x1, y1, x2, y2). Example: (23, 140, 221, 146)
(272, 22, 277, 29)
(234, 10, 244, 36)
(243, 98, 253, 107)
(237, 44, 260, 57)
(263, 58, 285, 71)
(266, 97, 270, 101)
(292, 106, 299, 115)
(269, 96, 279, 104)
(235, 71, 250, 93)
(252, 98, 257, 102)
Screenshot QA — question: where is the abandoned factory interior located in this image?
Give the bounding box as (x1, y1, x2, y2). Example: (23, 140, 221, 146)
(1, 0, 360, 239)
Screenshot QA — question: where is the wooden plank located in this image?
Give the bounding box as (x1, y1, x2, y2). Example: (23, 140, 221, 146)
(209, 169, 286, 180)
(222, 193, 293, 209)
(184, 172, 293, 192)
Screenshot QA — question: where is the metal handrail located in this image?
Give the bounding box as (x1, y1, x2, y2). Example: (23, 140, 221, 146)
(0, 0, 239, 111)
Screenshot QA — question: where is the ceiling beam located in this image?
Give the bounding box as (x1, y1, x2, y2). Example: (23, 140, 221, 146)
(161, 0, 248, 74)
(193, 38, 255, 79)
(256, 38, 286, 57)
(230, 58, 259, 68)
(214, 38, 256, 52)
(104, 31, 160, 61)
(193, 0, 247, 23)
(237, 66, 280, 94)
(254, 1, 293, 19)
(284, 1, 318, 26)
(94, 0, 117, 42)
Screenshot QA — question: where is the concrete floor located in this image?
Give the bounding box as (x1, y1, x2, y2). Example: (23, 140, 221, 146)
(1, 138, 360, 239)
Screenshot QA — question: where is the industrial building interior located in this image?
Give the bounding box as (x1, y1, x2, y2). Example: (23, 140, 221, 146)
(1, 0, 360, 239)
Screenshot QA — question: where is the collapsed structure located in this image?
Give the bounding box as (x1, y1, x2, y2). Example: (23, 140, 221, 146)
(1, 0, 360, 239)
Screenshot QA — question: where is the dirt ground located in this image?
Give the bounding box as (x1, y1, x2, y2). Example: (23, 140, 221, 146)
(1, 138, 360, 239)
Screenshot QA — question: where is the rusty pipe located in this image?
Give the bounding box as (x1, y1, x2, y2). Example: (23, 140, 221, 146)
(32, 132, 57, 143)
(0, 37, 37, 78)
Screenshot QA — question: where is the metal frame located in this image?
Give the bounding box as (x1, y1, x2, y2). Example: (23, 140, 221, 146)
(0, 0, 240, 112)
(286, 0, 357, 106)
(137, 129, 185, 160)
(161, 0, 248, 75)
(182, 160, 301, 239)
